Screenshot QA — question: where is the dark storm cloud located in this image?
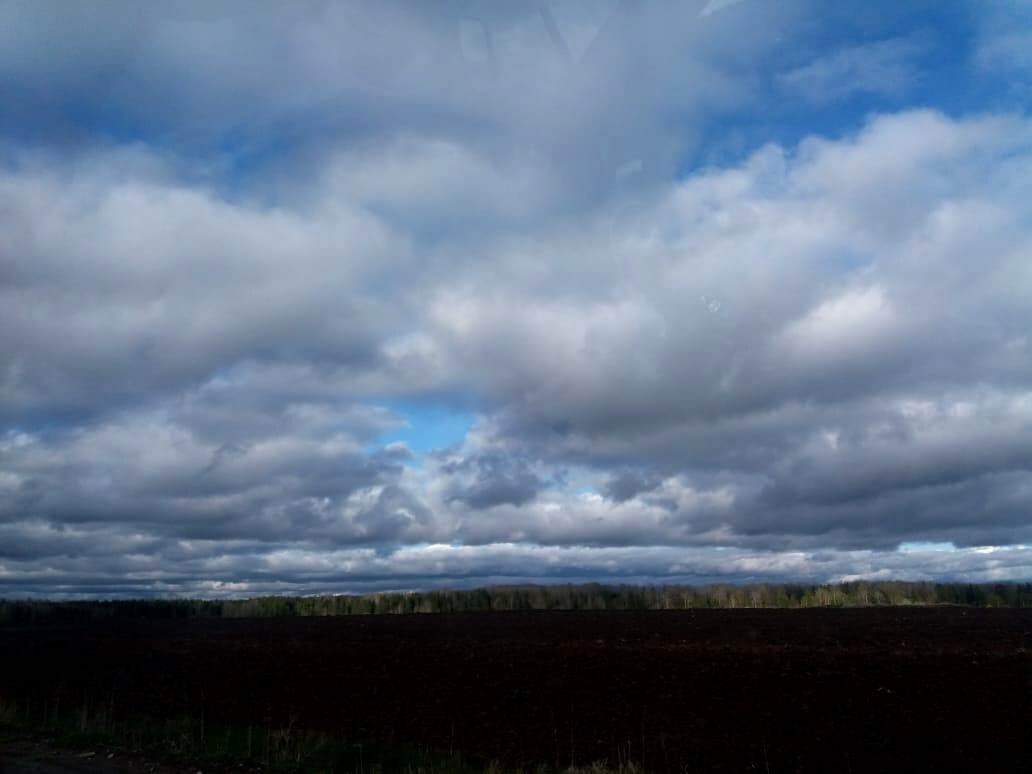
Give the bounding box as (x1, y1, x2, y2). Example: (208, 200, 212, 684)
(1, 1, 1031, 594)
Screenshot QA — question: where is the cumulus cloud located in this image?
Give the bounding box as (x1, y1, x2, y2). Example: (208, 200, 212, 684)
(423, 111, 1032, 443)
(441, 452, 546, 510)
(1, 1, 1030, 594)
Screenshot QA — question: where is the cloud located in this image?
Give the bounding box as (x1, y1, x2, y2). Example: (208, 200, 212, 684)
(777, 34, 931, 105)
(419, 111, 1031, 445)
(0, 0, 801, 206)
(4, 540, 1032, 599)
(441, 452, 546, 510)
(1, 2, 1031, 594)
(0, 372, 443, 551)
(974, 0, 1032, 73)
(4, 110, 1032, 575)
(0, 152, 409, 423)
(603, 470, 664, 503)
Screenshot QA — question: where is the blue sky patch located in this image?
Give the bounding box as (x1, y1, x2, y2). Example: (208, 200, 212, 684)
(374, 400, 476, 455)
(897, 542, 958, 553)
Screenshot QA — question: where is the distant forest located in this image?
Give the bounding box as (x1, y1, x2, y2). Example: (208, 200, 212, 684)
(3, 582, 1032, 623)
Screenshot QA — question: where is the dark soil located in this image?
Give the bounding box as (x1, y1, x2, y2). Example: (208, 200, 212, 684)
(0, 728, 190, 774)
(1, 608, 1030, 772)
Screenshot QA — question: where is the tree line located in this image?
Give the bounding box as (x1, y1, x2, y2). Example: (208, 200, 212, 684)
(2, 581, 1031, 624)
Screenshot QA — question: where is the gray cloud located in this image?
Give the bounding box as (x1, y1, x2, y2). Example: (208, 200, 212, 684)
(0, 0, 802, 208)
(442, 452, 545, 510)
(603, 470, 664, 503)
(3, 540, 1032, 599)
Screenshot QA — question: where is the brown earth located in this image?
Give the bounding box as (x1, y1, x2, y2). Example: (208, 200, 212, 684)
(1, 608, 1030, 772)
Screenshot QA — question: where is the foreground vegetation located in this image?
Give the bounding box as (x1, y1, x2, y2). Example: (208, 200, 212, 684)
(1, 696, 645, 774)
(2, 581, 1031, 623)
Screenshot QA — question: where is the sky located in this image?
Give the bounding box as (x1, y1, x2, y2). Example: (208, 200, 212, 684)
(1, 0, 1032, 597)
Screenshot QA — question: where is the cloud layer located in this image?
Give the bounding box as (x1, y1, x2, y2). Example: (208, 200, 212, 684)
(1, 1, 1031, 595)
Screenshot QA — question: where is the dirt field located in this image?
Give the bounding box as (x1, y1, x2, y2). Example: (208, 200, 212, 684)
(1, 608, 1030, 772)
(0, 729, 192, 774)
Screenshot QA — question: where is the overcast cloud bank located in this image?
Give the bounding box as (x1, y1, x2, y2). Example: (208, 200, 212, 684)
(1, 0, 1031, 595)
